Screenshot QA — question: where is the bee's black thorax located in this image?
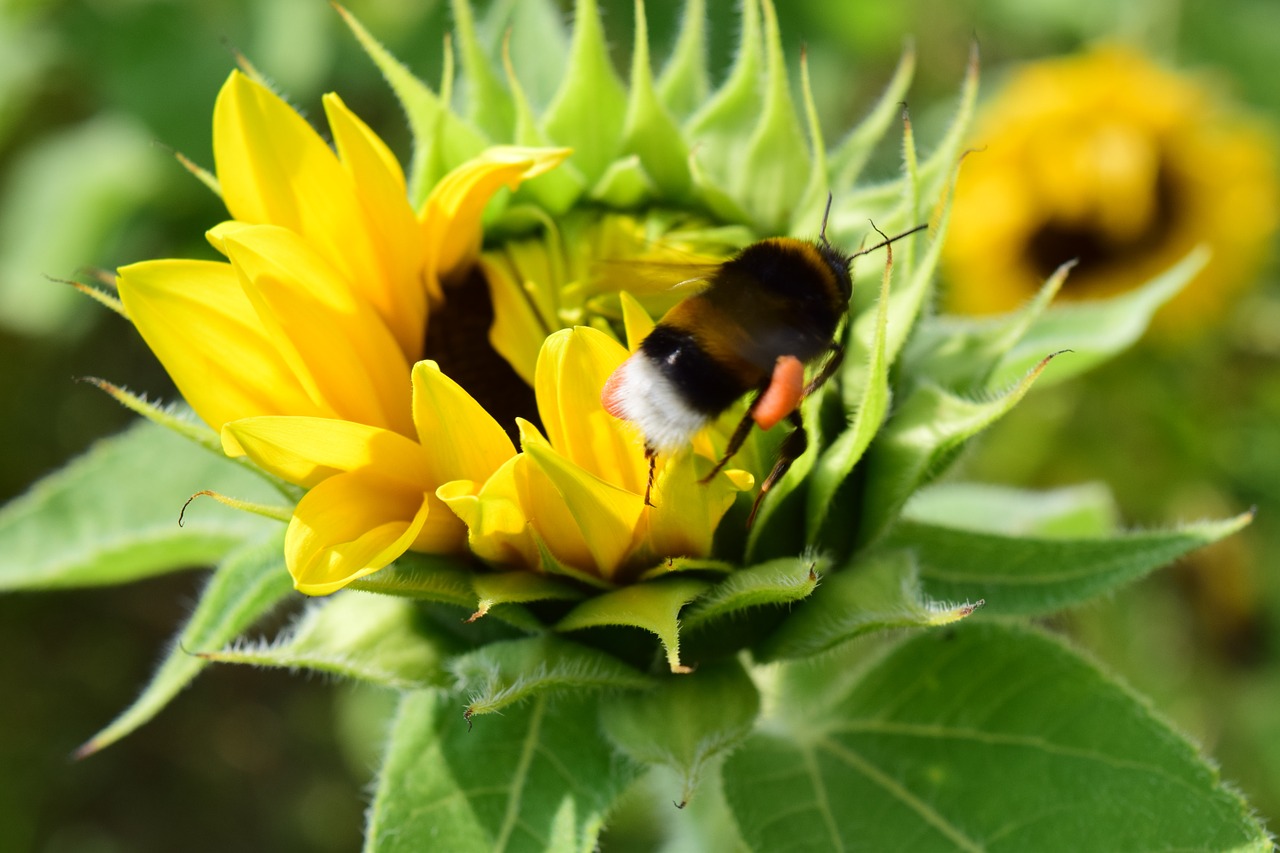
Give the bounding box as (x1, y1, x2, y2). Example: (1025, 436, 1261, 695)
(641, 237, 851, 419)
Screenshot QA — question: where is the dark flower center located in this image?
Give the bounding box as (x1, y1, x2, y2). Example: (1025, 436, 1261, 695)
(422, 266, 541, 443)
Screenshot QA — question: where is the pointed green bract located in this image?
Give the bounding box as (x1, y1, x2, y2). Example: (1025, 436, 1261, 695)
(755, 550, 979, 662)
(338, 4, 488, 207)
(680, 555, 820, 632)
(656, 0, 709, 120)
(450, 0, 516, 142)
(555, 576, 711, 673)
(451, 635, 653, 718)
(202, 591, 456, 689)
(987, 247, 1209, 389)
(618, 0, 692, 200)
(890, 512, 1253, 617)
(0, 419, 281, 591)
(366, 691, 634, 853)
(540, 0, 628, 186)
(600, 660, 760, 807)
(726, 623, 1270, 851)
(857, 353, 1062, 547)
(829, 44, 916, 190)
(77, 533, 293, 757)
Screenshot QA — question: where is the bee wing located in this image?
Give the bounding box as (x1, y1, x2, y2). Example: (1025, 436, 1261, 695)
(590, 258, 723, 297)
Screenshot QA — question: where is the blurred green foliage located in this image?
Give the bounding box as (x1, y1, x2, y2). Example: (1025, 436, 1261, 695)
(1, 0, 1276, 849)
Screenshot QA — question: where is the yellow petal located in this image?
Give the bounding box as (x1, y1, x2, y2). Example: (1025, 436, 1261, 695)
(116, 259, 315, 430)
(643, 451, 749, 560)
(535, 327, 648, 494)
(286, 469, 433, 595)
(219, 224, 414, 435)
(421, 146, 571, 296)
(520, 420, 645, 580)
(480, 256, 549, 387)
(411, 361, 515, 483)
(618, 290, 656, 351)
(437, 456, 538, 569)
(213, 71, 388, 313)
(322, 93, 426, 362)
(223, 416, 432, 488)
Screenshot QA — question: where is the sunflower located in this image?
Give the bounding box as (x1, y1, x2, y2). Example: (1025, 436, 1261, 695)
(942, 45, 1276, 330)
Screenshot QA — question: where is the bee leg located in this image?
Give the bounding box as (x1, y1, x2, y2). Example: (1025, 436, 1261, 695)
(699, 393, 763, 485)
(803, 343, 845, 397)
(747, 410, 807, 528)
(644, 446, 658, 507)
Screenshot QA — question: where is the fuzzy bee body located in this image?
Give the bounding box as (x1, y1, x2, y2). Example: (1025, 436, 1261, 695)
(602, 211, 921, 522)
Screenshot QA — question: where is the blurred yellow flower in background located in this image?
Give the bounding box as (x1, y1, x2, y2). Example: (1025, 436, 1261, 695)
(943, 45, 1277, 330)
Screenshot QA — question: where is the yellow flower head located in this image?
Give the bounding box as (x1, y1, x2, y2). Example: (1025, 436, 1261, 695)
(942, 45, 1277, 330)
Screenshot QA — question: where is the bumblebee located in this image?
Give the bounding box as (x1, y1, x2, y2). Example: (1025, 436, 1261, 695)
(602, 202, 924, 524)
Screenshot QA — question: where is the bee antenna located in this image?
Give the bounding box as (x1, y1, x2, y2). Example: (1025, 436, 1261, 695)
(818, 193, 834, 246)
(848, 221, 928, 260)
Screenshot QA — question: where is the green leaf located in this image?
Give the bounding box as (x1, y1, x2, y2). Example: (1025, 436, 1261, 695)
(76, 533, 294, 757)
(539, 0, 628, 185)
(451, 635, 653, 719)
(201, 591, 456, 689)
(902, 482, 1119, 538)
(755, 550, 980, 662)
(724, 622, 1270, 852)
(366, 691, 635, 852)
(856, 354, 1061, 548)
(600, 660, 760, 807)
(987, 247, 1209, 389)
(555, 577, 711, 673)
(888, 512, 1253, 617)
(0, 419, 281, 591)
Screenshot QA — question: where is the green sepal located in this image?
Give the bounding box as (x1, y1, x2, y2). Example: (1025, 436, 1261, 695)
(337, 4, 488, 208)
(856, 352, 1063, 548)
(618, 0, 692, 200)
(589, 155, 656, 208)
(366, 691, 635, 853)
(637, 557, 735, 583)
(829, 43, 917, 190)
(75, 532, 294, 757)
(482, 0, 568, 111)
(200, 591, 457, 689)
(656, 0, 710, 120)
(469, 569, 585, 620)
(889, 512, 1253, 617)
(805, 236, 896, 543)
(684, 0, 762, 202)
(539, 0, 628, 185)
(737, 0, 810, 234)
(754, 550, 980, 662)
(903, 260, 1070, 393)
(986, 247, 1210, 390)
(448, 0, 516, 142)
(600, 659, 760, 808)
(725, 622, 1270, 852)
(902, 482, 1120, 538)
(0, 419, 281, 591)
(555, 577, 711, 673)
(451, 635, 654, 719)
(681, 556, 821, 635)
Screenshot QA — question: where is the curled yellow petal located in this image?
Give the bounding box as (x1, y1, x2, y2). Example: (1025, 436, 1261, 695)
(437, 456, 537, 569)
(116, 259, 315, 430)
(411, 360, 515, 484)
(643, 450, 750, 561)
(223, 416, 432, 488)
(286, 469, 434, 595)
(535, 327, 648, 494)
(520, 421, 645, 580)
(421, 146, 572, 296)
